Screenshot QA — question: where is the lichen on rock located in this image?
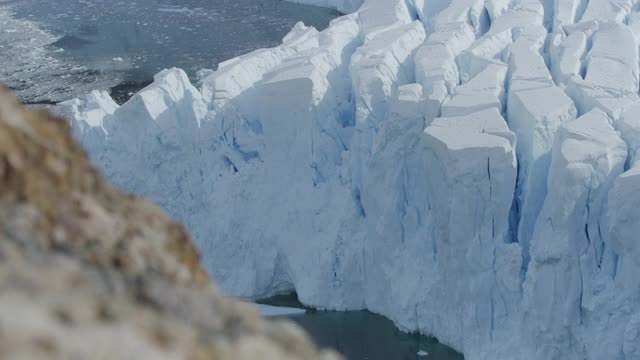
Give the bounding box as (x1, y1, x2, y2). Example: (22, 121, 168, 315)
(0, 85, 340, 360)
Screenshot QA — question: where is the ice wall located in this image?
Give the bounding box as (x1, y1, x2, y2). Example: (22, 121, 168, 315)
(58, 0, 640, 359)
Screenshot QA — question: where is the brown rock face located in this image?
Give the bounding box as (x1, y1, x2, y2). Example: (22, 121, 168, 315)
(0, 85, 340, 360)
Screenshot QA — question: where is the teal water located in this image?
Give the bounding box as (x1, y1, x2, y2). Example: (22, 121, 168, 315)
(259, 294, 464, 360)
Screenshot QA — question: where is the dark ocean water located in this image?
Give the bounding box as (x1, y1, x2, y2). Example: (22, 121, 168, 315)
(0, 0, 339, 103)
(259, 294, 464, 360)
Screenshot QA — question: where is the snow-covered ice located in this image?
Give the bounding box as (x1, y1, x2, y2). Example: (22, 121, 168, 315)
(58, 0, 640, 359)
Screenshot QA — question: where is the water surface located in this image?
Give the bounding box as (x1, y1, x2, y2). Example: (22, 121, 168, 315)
(259, 294, 464, 360)
(0, 0, 339, 103)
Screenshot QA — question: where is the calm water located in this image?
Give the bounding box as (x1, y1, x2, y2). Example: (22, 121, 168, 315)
(259, 294, 464, 360)
(0, 0, 339, 103)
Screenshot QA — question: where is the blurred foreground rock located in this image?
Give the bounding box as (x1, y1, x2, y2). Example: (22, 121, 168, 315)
(0, 85, 340, 360)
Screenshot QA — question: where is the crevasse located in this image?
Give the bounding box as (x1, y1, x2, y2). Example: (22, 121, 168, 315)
(56, 0, 640, 359)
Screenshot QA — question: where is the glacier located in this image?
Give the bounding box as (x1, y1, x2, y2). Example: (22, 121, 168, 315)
(56, 0, 640, 359)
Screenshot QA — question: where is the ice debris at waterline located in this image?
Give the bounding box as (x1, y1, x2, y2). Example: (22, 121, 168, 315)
(257, 304, 307, 317)
(58, 0, 640, 359)
(0, 86, 341, 360)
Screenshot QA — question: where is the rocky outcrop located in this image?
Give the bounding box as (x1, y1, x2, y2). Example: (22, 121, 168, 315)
(0, 85, 340, 360)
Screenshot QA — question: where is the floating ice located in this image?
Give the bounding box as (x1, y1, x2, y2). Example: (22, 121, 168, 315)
(255, 304, 307, 317)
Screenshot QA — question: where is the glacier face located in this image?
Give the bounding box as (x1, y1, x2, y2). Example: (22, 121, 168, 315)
(56, 0, 640, 359)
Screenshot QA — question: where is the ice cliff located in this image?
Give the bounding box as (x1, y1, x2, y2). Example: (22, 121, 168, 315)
(57, 0, 640, 359)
